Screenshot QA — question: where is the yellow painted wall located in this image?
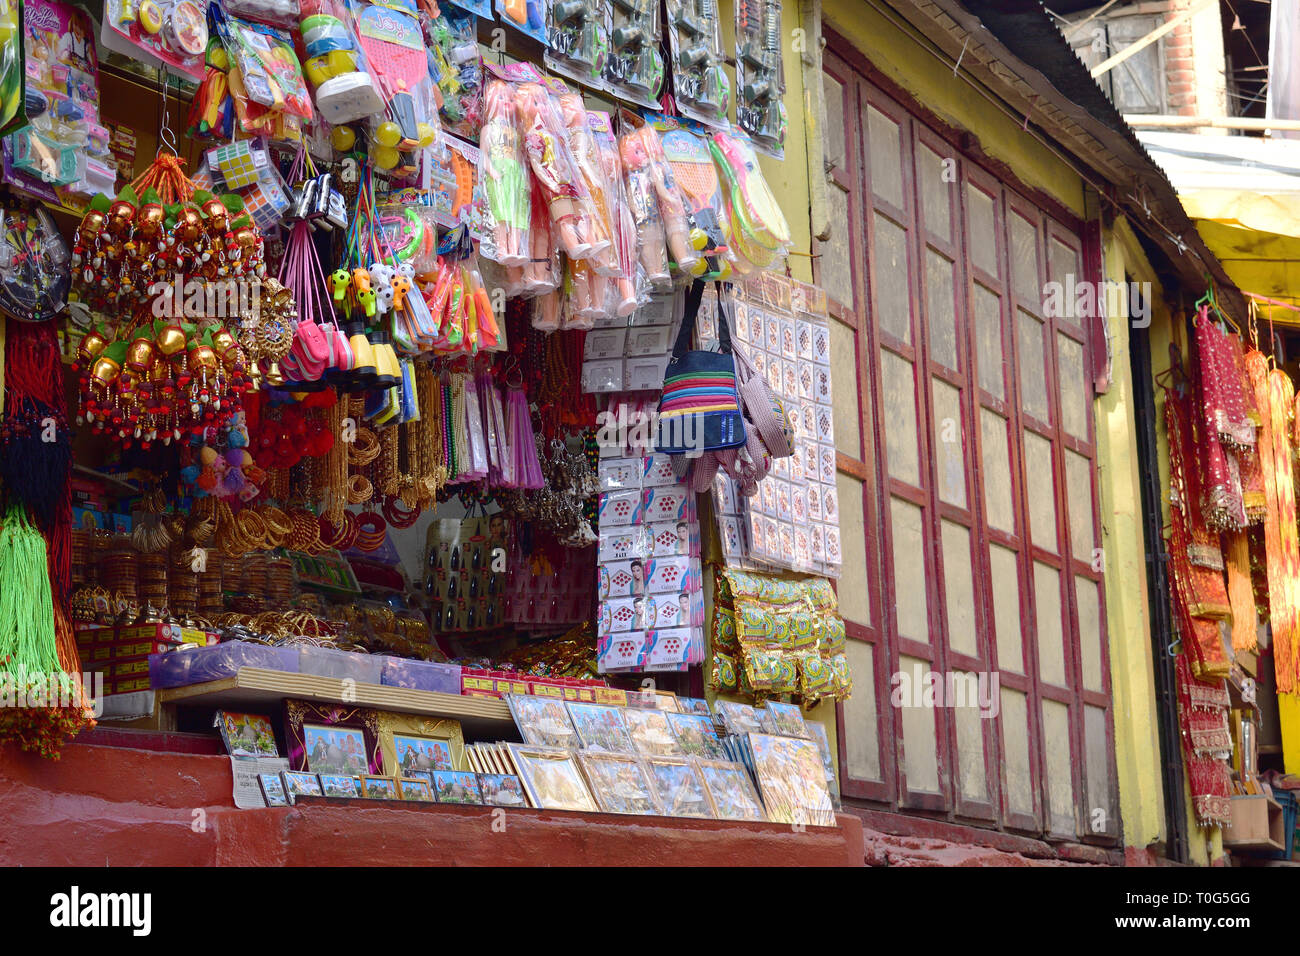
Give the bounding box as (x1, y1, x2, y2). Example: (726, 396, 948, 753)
(1102, 219, 1188, 859)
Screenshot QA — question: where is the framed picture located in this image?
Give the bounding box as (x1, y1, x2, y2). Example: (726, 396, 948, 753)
(676, 697, 713, 717)
(376, 712, 466, 777)
(506, 694, 579, 749)
(665, 712, 726, 759)
(404, 768, 435, 788)
(432, 770, 483, 805)
(216, 711, 279, 758)
(577, 751, 662, 815)
(399, 777, 436, 802)
(644, 756, 715, 818)
(478, 773, 528, 807)
(258, 772, 289, 807)
(507, 744, 598, 813)
(748, 733, 836, 827)
(302, 723, 370, 776)
(622, 706, 684, 757)
(284, 700, 381, 775)
(760, 701, 810, 739)
(566, 702, 636, 754)
(359, 774, 399, 800)
(318, 773, 360, 798)
(281, 771, 323, 805)
(652, 690, 680, 713)
(696, 759, 767, 822)
(715, 701, 763, 736)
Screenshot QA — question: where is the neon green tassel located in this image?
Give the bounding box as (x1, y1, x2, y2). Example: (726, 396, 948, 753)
(0, 506, 60, 687)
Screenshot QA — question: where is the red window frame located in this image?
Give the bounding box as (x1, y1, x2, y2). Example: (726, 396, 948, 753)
(819, 34, 1118, 841)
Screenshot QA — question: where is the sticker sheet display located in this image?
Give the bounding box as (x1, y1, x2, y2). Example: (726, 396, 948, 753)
(711, 276, 841, 577)
(596, 450, 705, 673)
(426, 515, 509, 633)
(582, 293, 677, 393)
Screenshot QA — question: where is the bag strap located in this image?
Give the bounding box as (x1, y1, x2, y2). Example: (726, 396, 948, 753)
(671, 280, 733, 360)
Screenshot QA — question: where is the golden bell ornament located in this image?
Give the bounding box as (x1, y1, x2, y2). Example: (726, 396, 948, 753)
(262, 359, 284, 387)
(201, 198, 229, 234)
(125, 335, 157, 373)
(77, 329, 109, 364)
(107, 200, 135, 237)
(176, 207, 202, 243)
(136, 203, 165, 240)
(188, 344, 218, 372)
(77, 209, 106, 243)
(155, 322, 187, 356)
(91, 355, 122, 388)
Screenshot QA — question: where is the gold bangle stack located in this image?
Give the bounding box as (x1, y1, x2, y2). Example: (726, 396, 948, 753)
(260, 505, 293, 547)
(347, 473, 373, 503)
(348, 427, 380, 466)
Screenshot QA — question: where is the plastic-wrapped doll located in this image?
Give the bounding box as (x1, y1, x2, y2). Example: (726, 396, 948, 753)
(619, 126, 670, 285)
(479, 79, 530, 265)
(515, 82, 598, 260)
(594, 119, 641, 316)
(558, 92, 617, 275)
(523, 177, 560, 294)
(634, 126, 697, 270)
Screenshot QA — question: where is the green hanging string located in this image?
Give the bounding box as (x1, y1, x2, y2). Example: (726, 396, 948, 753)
(0, 505, 60, 688)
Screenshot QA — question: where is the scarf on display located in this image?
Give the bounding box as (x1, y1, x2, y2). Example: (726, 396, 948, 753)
(1175, 654, 1233, 828)
(1224, 530, 1258, 652)
(1164, 388, 1231, 679)
(0, 321, 71, 534)
(1194, 312, 1252, 530)
(1245, 348, 1300, 693)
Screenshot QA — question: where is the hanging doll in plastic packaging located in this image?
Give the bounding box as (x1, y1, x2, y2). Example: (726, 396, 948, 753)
(593, 115, 642, 316)
(479, 78, 531, 265)
(619, 125, 697, 283)
(515, 82, 604, 261)
(558, 92, 618, 276)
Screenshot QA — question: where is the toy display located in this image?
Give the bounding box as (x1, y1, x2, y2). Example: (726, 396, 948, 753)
(0, 0, 846, 791)
(604, 0, 663, 108)
(545, 0, 608, 91)
(664, 0, 730, 128)
(735, 0, 786, 156)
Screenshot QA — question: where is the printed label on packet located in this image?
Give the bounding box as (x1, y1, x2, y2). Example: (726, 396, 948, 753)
(599, 525, 649, 562)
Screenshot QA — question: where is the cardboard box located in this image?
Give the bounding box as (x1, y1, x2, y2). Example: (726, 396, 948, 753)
(1225, 794, 1285, 851)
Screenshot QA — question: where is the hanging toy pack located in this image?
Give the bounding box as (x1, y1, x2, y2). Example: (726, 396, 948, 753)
(735, 0, 786, 157)
(604, 0, 663, 109)
(426, 4, 481, 139)
(664, 0, 729, 129)
(709, 130, 788, 273)
(544, 0, 608, 92)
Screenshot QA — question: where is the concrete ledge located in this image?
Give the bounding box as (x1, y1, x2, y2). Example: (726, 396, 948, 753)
(0, 742, 865, 867)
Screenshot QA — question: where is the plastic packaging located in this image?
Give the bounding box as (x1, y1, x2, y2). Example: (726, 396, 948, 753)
(592, 112, 642, 315)
(516, 80, 601, 261)
(605, 0, 664, 108)
(709, 130, 789, 272)
(558, 91, 619, 276)
(496, 0, 548, 44)
(545, 0, 608, 90)
(664, 0, 730, 128)
(478, 77, 531, 265)
(734, 0, 786, 157)
(427, 5, 482, 139)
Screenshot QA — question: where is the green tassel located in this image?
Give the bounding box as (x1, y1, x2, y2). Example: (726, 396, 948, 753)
(0, 507, 60, 687)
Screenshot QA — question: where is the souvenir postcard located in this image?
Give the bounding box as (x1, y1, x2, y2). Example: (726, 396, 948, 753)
(577, 751, 663, 816)
(566, 701, 636, 754)
(507, 694, 580, 749)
